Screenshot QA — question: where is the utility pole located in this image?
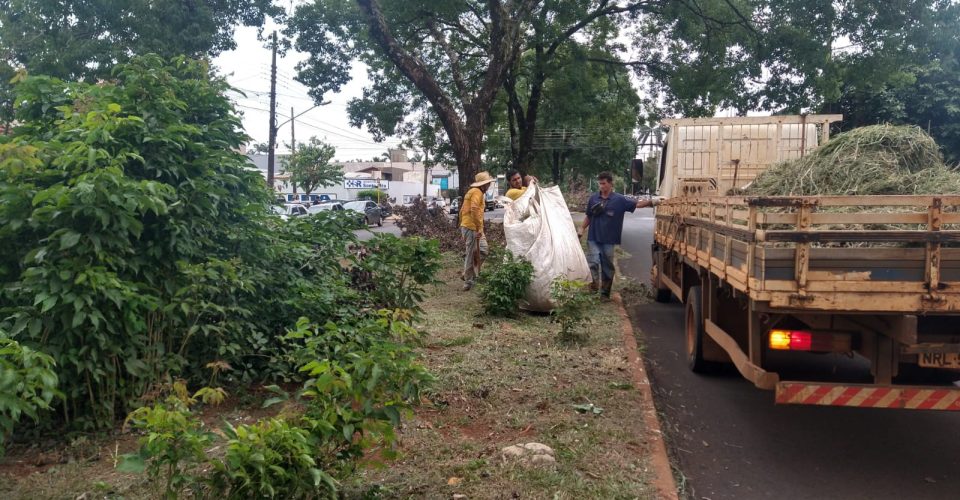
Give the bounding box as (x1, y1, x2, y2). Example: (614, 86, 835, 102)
(290, 106, 296, 154)
(290, 106, 297, 195)
(266, 31, 278, 191)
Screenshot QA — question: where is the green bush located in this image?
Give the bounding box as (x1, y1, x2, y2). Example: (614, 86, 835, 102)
(355, 235, 442, 315)
(478, 249, 535, 317)
(550, 279, 596, 342)
(0, 56, 383, 430)
(119, 310, 432, 498)
(356, 189, 386, 202)
(211, 418, 336, 498)
(283, 312, 432, 466)
(118, 383, 215, 499)
(0, 56, 280, 428)
(0, 333, 60, 454)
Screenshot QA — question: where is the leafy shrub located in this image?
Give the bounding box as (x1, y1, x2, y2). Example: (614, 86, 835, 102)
(0, 54, 441, 451)
(120, 383, 335, 499)
(0, 56, 386, 430)
(119, 382, 216, 499)
(282, 313, 432, 468)
(0, 56, 278, 428)
(550, 279, 597, 342)
(210, 418, 336, 498)
(0, 334, 60, 454)
(355, 235, 441, 314)
(119, 310, 432, 498)
(478, 249, 534, 316)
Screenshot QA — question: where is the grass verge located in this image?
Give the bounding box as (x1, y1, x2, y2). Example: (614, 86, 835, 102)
(344, 253, 655, 499)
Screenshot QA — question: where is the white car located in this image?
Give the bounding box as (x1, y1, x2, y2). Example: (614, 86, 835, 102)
(307, 202, 345, 215)
(271, 203, 309, 220)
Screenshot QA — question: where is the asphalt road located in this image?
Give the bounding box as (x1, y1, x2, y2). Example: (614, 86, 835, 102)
(618, 209, 960, 500)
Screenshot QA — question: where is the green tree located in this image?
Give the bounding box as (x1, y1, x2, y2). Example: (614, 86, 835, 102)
(0, 0, 282, 124)
(248, 142, 272, 154)
(630, 0, 960, 120)
(820, 2, 960, 163)
(285, 137, 343, 195)
(287, 1, 680, 193)
(0, 0, 281, 80)
(488, 43, 641, 184)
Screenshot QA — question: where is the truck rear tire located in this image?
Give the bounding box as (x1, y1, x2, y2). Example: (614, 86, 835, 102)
(653, 251, 672, 303)
(685, 286, 712, 373)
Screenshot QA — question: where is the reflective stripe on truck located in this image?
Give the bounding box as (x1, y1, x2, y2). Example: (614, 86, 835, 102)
(776, 382, 960, 410)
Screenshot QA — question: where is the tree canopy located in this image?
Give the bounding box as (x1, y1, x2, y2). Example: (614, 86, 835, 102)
(820, 1, 960, 163)
(487, 43, 641, 184)
(285, 137, 343, 194)
(0, 0, 282, 124)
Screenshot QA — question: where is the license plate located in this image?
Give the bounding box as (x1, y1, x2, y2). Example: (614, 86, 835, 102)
(919, 352, 960, 369)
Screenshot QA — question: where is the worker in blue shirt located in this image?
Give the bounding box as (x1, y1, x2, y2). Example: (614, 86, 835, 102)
(577, 171, 657, 298)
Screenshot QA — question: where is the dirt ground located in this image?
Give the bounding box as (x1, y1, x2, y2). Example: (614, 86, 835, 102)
(341, 254, 656, 499)
(0, 389, 284, 499)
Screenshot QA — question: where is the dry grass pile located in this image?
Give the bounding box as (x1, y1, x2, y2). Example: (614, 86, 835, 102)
(747, 125, 960, 196)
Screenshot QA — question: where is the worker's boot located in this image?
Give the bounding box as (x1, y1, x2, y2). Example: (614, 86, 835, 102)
(589, 280, 599, 293)
(600, 279, 612, 299)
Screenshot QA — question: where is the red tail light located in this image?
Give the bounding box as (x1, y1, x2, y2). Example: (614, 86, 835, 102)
(769, 329, 852, 352)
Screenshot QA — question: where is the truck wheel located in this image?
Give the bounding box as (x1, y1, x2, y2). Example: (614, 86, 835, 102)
(653, 251, 672, 303)
(685, 286, 712, 373)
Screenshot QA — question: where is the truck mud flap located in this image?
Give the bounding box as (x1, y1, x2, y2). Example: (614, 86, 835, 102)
(776, 382, 960, 410)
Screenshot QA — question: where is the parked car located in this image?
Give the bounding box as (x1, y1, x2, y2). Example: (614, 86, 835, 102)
(343, 200, 383, 227)
(484, 197, 496, 211)
(307, 202, 345, 215)
(271, 203, 309, 220)
(449, 197, 461, 215)
(379, 203, 393, 218)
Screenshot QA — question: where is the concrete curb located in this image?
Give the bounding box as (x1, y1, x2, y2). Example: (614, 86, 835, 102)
(612, 292, 679, 500)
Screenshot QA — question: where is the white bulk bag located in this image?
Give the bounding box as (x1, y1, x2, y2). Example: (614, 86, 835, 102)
(503, 183, 591, 311)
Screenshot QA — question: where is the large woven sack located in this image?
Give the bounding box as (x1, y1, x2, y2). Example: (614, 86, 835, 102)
(503, 183, 591, 311)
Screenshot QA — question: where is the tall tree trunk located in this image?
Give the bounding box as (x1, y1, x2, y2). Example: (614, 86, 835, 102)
(356, 0, 524, 196)
(458, 113, 486, 194)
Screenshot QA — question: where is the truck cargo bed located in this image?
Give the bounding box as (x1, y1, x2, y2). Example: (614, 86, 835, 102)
(655, 195, 960, 313)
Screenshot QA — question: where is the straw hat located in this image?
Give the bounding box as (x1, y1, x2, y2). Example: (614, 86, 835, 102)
(470, 171, 495, 187)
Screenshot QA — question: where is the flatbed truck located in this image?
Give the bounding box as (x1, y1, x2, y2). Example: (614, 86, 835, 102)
(652, 115, 960, 410)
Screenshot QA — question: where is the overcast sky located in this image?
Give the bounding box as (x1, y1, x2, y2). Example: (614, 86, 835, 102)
(212, 24, 401, 161)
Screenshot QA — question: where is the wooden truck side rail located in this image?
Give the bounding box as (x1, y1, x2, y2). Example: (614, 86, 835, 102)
(652, 195, 960, 408)
(654, 195, 960, 313)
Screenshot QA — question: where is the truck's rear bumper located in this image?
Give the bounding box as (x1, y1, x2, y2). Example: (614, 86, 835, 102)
(776, 382, 960, 410)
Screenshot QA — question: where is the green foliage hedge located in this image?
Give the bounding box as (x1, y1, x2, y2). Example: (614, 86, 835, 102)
(0, 56, 441, 434)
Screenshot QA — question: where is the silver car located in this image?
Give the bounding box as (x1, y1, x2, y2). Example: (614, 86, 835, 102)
(343, 200, 383, 227)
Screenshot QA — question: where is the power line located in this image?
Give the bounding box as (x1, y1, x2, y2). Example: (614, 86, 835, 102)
(296, 118, 381, 144)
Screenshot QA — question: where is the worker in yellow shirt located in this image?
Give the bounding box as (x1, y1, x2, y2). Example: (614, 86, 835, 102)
(504, 169, 537, 201)
(459, 171, 495, 290)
